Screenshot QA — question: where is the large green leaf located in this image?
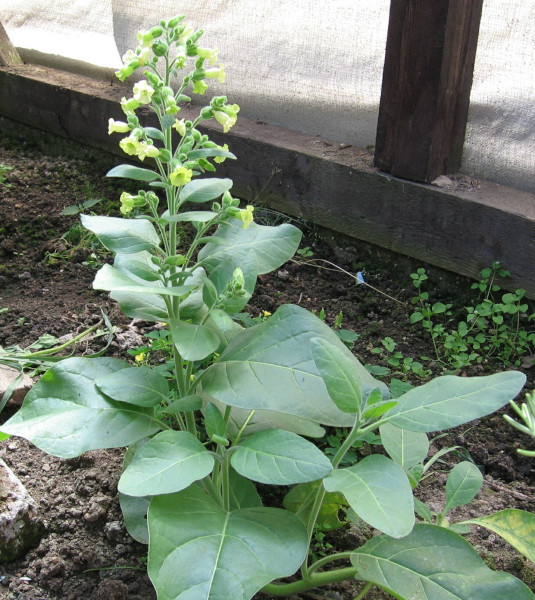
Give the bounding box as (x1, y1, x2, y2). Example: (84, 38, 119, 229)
(118, 430, 215, 497)
(444, 461, 483, 512)
(93, 264, 198, 298)
(461, 509, 535, 563)
(169, 319, 220, 362)
(119, 438, 151, 544)
(200, 305, 387, 427)
(96, 366, 169, 407)
(311, 338, 362, 414)
(385, 371, 526, 432)
(107, 164, 162, 182)
(81, 214, 160, 253)
(179, 177, 233, 204)
(230, 429, 332, 485)
(223, 404, 325, 438)
(352, 524, 534, 600)
(111, 251, 168, 321)
(228, 469, 263, 510)
(283, 481, 347, 531)
(148, 486, 307, 600)
(198, 219, 302, 275)
(323, 455, 414, 538)
(380, 423, 429, 470)
(1, 358, 160, 457)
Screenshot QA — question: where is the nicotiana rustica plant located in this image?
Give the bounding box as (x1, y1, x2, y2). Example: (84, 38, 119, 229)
(2, 16, 535, 600)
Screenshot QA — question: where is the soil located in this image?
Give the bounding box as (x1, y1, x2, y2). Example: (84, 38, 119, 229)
(0, 133, 534, 600)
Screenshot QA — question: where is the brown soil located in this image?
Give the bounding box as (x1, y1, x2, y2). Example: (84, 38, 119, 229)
(0, 134, 534, 600)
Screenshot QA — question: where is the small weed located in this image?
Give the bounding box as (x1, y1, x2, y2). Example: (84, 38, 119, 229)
(0, 163, 13, 187)
(371, 336, 430, 379)
(60, 197, 102, 216)
(410, 262, 535, 368)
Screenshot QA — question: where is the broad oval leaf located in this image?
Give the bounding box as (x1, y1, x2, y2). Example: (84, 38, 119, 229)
(93, 264, 198, 298)
(169, 319, 220, 361)
(311, 337, 362, 414)
(323, 454, 414, 538)
(380, 422, 429, 470)
(119, 430, 214, 497)
(200, 305, 387, 427)
(385, 371, 526, 432)
(231, 429, 332, 485)
(161, 210, 218, 224)
(462, 509, 535, 563)
(283, 481, 347, 531)
(179, 177, 233, 204)
(1, 358, 160, 458)
(81, 214, 160, 253)
(351, 524, 534, 600)
(96, 366, 169, 407)
(148, 486, 307, 600)
(198, 219, 302, 276)
(444, 461, 483, 512)
(106, 164, 161, 182)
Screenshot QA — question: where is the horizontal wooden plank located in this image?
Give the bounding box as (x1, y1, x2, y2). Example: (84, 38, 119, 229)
(0, 65, 533, 297)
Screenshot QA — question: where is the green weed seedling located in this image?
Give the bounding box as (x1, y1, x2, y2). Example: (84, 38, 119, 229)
(371, 336, 430, 379)
(2, 17, 534, 600)
(410, 263, 535, 369)
(0, 163, 13, 187)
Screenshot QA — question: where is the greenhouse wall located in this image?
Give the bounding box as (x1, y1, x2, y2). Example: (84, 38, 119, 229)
(1, 0, 534, 192)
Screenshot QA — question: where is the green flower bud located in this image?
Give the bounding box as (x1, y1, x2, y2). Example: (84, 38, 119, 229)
(198, 158, 216, 172)
(167, 15, 185, 28)
(164, 254, 187, 266)
(145, 72, 161, 86)
(212, 202, 221, 211)
(200, 107, 213, 120)
(150, 26, 163, 38)
(158, 149, 171, 162)
(152, 40, 168, 56)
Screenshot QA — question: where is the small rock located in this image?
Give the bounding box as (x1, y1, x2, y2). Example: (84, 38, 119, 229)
(18, 272, 32, 280)
(0, 459, 43, 562)
(430, 175, 453, 188)
(0, 365, 34, 406)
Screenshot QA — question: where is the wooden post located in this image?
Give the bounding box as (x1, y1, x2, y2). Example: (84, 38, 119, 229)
(374, 0, 483, 183)
(0, 22, 23, 66)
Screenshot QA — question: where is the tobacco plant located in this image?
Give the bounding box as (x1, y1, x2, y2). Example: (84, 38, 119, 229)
(2, 16, 535, 600)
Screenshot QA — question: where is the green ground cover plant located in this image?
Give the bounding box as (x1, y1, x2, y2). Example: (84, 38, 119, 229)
(1, 16, 534, 600)
(410, 263, 535, 369)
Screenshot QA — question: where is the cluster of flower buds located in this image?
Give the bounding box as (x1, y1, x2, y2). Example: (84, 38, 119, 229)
(212, 191, 254, 229)
(119, 189, 159, 215)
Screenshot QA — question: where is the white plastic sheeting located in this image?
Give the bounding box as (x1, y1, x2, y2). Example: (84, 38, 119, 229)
(1, 1, 533, 192)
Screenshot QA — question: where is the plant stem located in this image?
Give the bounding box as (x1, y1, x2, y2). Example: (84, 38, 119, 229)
(353, 582, 373, 600)
(307, 552, 353, 576)
(262, 567, 358, 597)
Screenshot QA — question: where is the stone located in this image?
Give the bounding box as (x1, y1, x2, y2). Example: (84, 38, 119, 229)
(0, 363, 34, 406)
(0, 458, 43, 562)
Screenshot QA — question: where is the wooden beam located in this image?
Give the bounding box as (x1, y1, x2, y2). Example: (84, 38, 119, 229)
(0, 22, 23, 66)
(0, 65, 534, 298)
(374, 0, 483, 182)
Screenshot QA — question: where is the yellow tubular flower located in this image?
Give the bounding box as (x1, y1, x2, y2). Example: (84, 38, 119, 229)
(119, 136, 140, 156)
(169, 166, 193, 186)
(133, 80, 155, 105)
(108, 118, 131, 135)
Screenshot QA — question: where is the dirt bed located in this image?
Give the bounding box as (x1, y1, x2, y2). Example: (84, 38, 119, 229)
(0, 134, 533, 600)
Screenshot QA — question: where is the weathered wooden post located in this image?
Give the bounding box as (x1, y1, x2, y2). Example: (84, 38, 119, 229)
(374, 0, 483, 182)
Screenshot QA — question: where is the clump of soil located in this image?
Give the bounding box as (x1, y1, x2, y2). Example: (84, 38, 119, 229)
(0, 133, 534, 600)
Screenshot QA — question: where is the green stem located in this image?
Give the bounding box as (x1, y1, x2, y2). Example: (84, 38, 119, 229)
(353, 582, 373, 600)
(307, 552, 353, 576)
(262, 567, 358, 597)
